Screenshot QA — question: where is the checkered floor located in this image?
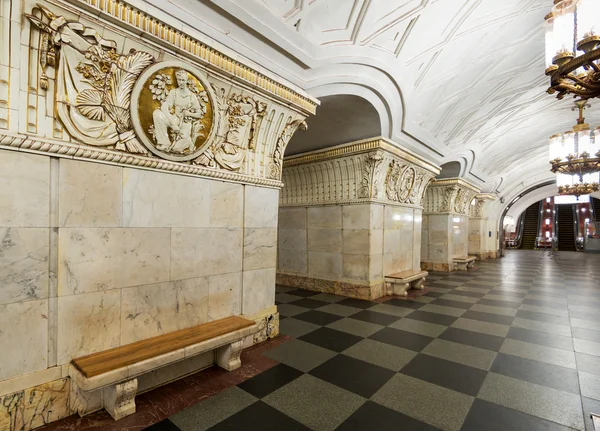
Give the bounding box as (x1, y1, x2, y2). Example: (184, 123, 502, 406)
(148, 250, 600, 431)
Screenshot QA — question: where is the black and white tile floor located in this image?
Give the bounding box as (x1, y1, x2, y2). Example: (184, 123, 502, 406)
(149, 250, 600, 430)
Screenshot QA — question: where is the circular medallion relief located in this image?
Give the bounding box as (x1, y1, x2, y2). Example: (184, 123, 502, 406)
(131, 61, 217, 161)
(397, 167, 416, 202)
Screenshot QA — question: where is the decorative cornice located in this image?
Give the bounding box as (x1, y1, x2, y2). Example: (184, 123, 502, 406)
(283, 136, 441, 176)
(424, 177, 481, 215)
(0, 133, 283, 188)
(470, 193, 497, 218)
(62, 0, 318, 115)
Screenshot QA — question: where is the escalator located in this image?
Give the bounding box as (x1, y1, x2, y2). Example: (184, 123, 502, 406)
(592, 197, 600, 222)
(557, 204, 576, 251)
(519, 203, 540, 250)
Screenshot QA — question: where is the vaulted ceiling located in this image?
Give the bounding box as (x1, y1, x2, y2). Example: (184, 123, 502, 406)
(150, 0, 600, 203)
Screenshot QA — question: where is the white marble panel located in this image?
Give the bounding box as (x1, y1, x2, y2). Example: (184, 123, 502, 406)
(308, 206, 342, 229)
(0, 299, 48, 381)
(384, 206, 414, 231)
(121, 278, 209, 344)
(245, 186, 279, 228)
(123, 168, 210, 227)
(0, 151, 49, 227)
(58, 228, 170, 296)
(383, 230, 400, 254)
(370, 230, 384, 255)
(170, 228, 242, 279)
(370, 204, 384, 230)
(278, 250, 307, 274)
(210, 181, 243, 228)
(343, 229, 370, 255)
(308, 229, 341, 253)
(279, 229, 307, 251)
(242, 267, 276, 316)
(244, 228, 277, 271)
(370, 254, 383, 280)
(342, 205, 371, 229)
(59, 159, 122, 227)
(308, 251, 342, 278)
(278, 207, 307, 230)
(342, 254, 369, 282)
(208, 272, 242, 321)
(57, 290, 121, 365)
(0, 228, 49, 305)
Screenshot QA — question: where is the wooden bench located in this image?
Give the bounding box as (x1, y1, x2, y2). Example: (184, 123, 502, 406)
(384, 270, 428, 296)
(69, 316, 258, 421)
(454, 256, 476, 271)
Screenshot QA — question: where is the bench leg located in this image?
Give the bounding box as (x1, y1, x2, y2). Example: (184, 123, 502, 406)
(385, 282, 393, 296)
(70, 384, 102, 417)
(216, 340, 244, 371)
(412, 277, 425, 290)
(392, 282, 410, 296)
(103, 378, 138, 421)
(456, 262, 467, 271)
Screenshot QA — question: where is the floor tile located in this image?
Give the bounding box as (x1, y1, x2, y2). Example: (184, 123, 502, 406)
(277, 303, 311, 317)
(325, 317, 383, 338)
(506, 326, 573, 351)
(500, 338, 577, 369)
(209, 401, 310, 431)
(336, 298, 377, 309)
(384, 298, 423, 309)
(145, 419, 182, 431)
(294, 310, 343, 326)
(287, 289, 322, 298)
(572, 327, 600, 343)
(431, 298, 473, 309)
(478, 298, 521, 309)
(342, 338, 417, 371)
(279, 317, 320, 338)
(462, 399, 576, 431)
(469, 303, 517, 317)
(576, 352, 600, 376)
(439, 294, 480, 304)
(276, 293, 307, 304)
(516, 310, 570, 326)
(262, 339, 337, 372)
(405, 310, 458, 326)
(350, 309, 400, 326)
(263, 374, 365, 431)
(439, 327, 505, 351)
(276, 285, 297, 294)
(309, 354, 395, 398)
(238, 364, 304, 399)
(571, 318, 600, 332)
(298, 327, 362, 352)
(316, 303, 362, 317)
(579, 372, 600, 401)
(490, 353, 580, 394)
(448, 288, 487, 297)
(171, 387, 257, 431)
(512, 317, 572, 337)
(371, 373, 473, 431)
(451, 318, 509, 337)
(574, 338, 600, 357)
(336, 401, 438, 431)
(421, 338, 497, 371)
(461, 310, 514, 326)
(309, 293, 346, 303)
(413, 295, 436, 304)
(477, 373, 584, 430)
(390, 317, 447, 338)
(583, 396, 600, 431)
(369, 327, 434, 352)
(419, 303, 467, 317)
(368, 302, 416, 317)
(400, 354, 487, 396)
(288, 298, 330, 309)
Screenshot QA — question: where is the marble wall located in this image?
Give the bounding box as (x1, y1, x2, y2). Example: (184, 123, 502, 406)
(277, 203, 422, 299)
(0, 151, 279, 427)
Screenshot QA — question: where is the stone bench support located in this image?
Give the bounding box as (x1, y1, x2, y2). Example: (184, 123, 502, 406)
(454, 256, 476, 271)
(384, 270, 428, 296)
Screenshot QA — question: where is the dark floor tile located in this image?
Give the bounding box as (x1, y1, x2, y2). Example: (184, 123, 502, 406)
(439, 327, 505, 351)
(522, 298, 567, 309)
(506, 327, 573, 351)
(405, 310, 458, 326)
(238, 364, 304, 399)
(349, 310, 400, 326)
(286, 289, 321, 298)
(208, 401, 310, 431)
(400, 354, 487, 396)
(288, 298, 330, 310)
(490, 353, 579, 394)
(572, 327, 600, 343)
(310, 354, 394, 398)
(583, 397, 600, 431)
(478, 299, 521, 309)
(294, 310, 343, 326)
(462, 399, 575, 431)
(298, 327, 363, 352)
(336, 298, 377, 309)
(144, 419, 182, 431)
(336, 401, 438, 431)
(369, 327, 434, 352)
(450, 290, 486, 298)
(385, 298, 423, 309)
(430, 298, 472, 310)
(462, 310, 514, 326)
(516, 310, 570, 326)
(423, 290, 445, 298)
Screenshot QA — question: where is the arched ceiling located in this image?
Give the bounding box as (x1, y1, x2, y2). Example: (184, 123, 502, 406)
(148, 0, 600, 198)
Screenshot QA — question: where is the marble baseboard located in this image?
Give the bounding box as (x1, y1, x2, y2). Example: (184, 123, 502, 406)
(276, 273, 385, 300)
(421, 261, 452, 272)
(0, 378, 71, 431)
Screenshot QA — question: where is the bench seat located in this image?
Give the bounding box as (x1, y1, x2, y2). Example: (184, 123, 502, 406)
(454, 256, 476, 271)
(384, 270, 428, 296)
(69, 316, 258, 421)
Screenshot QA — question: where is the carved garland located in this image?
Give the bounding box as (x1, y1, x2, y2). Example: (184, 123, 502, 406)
(358, 153, 384, 198)
(268, 119, 308, 180)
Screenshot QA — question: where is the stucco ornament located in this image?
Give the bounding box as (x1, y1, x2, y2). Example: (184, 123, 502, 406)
(386, 161, 418, 203)
(268, 119, 308, 179)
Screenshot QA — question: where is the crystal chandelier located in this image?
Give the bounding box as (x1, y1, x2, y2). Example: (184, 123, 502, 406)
(549, 100, 600, 195)
(545, 0, 600, 100)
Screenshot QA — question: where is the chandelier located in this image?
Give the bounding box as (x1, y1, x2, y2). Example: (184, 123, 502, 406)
(545, 0, 600, 100)
(549, 100, 600, 195)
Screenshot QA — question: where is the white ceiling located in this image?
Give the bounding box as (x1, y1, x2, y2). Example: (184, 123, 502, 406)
(146, 0, 600, 204)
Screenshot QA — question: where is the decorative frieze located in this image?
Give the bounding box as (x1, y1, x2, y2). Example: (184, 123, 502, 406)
(423, 178, 481, 215)
(280, 137, 440, 207)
